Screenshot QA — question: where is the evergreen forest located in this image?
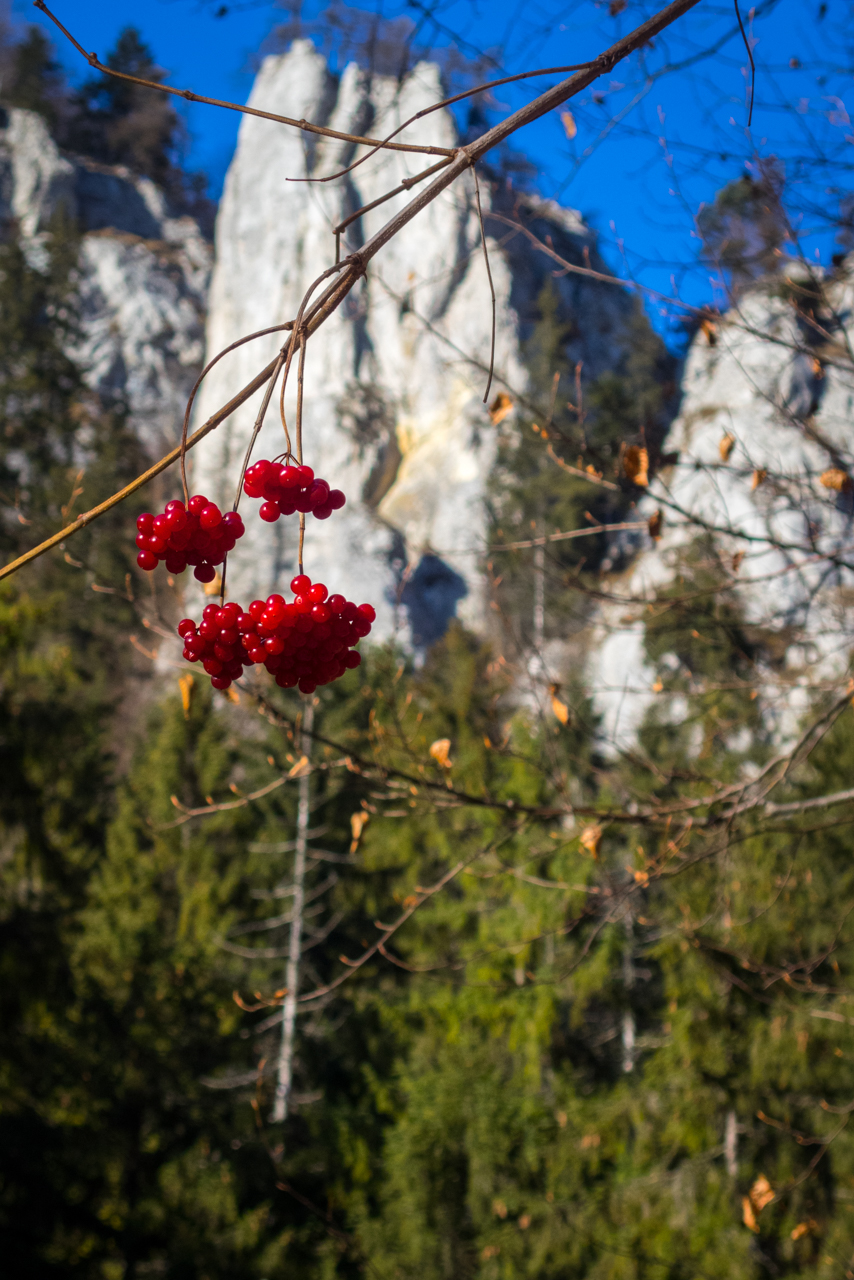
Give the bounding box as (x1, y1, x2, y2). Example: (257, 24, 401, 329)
(3, 15, 854, 1280)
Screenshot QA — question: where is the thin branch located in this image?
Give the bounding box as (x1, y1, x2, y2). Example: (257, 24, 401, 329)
(35, 1, 454, 158)
(472, 163, 496, 403)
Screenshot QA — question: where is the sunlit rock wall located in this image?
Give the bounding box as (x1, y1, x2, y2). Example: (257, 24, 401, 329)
(191, 41, 639, 644)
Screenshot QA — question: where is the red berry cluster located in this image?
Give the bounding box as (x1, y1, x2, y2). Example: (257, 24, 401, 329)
(178, 575, 376, 693)
(243, 460, 346, 523)
(136, 496, 245, 582)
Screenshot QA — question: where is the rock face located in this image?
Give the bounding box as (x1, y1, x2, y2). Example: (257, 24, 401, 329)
(191, 41, 640, 643)
(590, 265, 854, 750)
(0, 107, 211, 456)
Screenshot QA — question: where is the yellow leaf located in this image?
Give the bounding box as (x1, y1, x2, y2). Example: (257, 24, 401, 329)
(652, 679, 663, 693)
(751, 468, 767, 490)
(719, 433, 736, 462)
(551, 695, 569, 725)
(633, 868, 650, 885)
(350, 811, 369, 854)
(224, 686, 240, 705)
(820, 467, 852, 493)
(560, 109, 577, 139)
(287, 755, 310, 778)
(749, 1174, 774, 1212)
(622, 445, 649, 486)
(648, 509, 663, 540)
(742, 1196, 759, 1233)
(700, 317, 718, 345)
(580, 824, 602, 857)
(429, 738, 452, 768)
(791, 1222, 810, 1241)
(488, 392, 513, 425)
(203, 573, 222, 596)
(178, 673, 194, 719)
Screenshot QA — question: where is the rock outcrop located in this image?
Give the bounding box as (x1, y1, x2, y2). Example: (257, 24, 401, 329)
(0, 106, 211, 456)
(590, 264, 854, 749)
(191, 41, 641, 643)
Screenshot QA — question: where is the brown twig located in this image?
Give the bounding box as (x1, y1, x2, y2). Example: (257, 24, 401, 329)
(472, 163, 497, 404)
(34, 1, 453, 159)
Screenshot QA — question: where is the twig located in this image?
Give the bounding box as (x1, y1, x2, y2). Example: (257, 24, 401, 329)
(472, 163, 496, 403)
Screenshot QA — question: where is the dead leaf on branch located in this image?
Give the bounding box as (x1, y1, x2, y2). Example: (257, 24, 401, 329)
(549, 684, 570, 725)
(719, 433, 736, 462)
(751, 469, 767, 491)
(743, 1174, 775, 1230)
(820, 468, 853, 493)
(622, 445, 649, 486)
(287, 755, 310, 778)
(790, 1220, 816, 1241)
(179, 673, 194, 719)
(429, 738, 453, 768)
(560, 110, 577, 139)
(648, 509, 663, 541)
(580, 824, 602, 857)
(488, 392, 513, 425)
(349, 810, 369, 854)
(742, 1197, 759, 1233)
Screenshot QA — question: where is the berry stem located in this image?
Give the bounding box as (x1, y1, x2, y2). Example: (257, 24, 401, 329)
(233, 349, 287, 513)
(296, 332, 307, 576)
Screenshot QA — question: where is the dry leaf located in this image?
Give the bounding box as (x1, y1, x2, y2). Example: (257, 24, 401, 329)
(551, 695, 570, 725)
(623, 445, 649, 486)
(732, 551, 745, 572)
(350, 810, 369, 853)
(203, 572, 222, 596)
(719, 433, 736, 462)
(481, 1245, 500, 1260)
(652, 679, 663, 693)
(749, 1175, 775, 1213)
(700, 317, 718, 346)
(580, 1132, 600, 1149)
(429, 738, 453, 768)
(791, 1222, 810, 1241)
(648, 509, 663, 540)
(287, 755, 310, 778)
(492, 1199, 508, 1219)
(224, 686, 240, 705)
(742, 1196, 759, 1233)
(820, 468, 853, 493)
(560, 109, 577, 139)
(488, 392, 513, 425)
(751, 469, 767, 491)
(518, 1214, 531, 1230)
(178, 673, 194, 719)
(556, 1110, 568, 1128)
(633, 868, 650, 886)
(580, 824, 602, 857)
(812, 357, 824, 378)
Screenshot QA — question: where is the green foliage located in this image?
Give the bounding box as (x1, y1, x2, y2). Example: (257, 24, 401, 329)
(489, 284, 675, 645)
(0, 26, 65, 125)
(697, 160, 788, 291)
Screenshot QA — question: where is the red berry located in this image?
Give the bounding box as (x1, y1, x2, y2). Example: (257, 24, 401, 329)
(188, 494, 207, 515)
(344, 650, 362, 669)
(148, 536, 167, 556)
(137, 550, 158, 571)
(137, 512, 154, 533)
(328, 490, 346, 510)
(357, 603, 377, 623)
(165, 556, 187, 574)
(249, 647, 266, 664)
(291, 574, 311, 594)
(222, 511, 243, 533)
(313, 505, 332, 520)
(311, 604, 331, 623)
(280, 465, 300, 489)
(200, 503, 222, 529)
(295, 465, 314, 486)
(327, 594, 346, 611)
(249, 600, 265, 620)
(195, 564, 217, 583)
(298, 678, 317, 694)
(260, 501, 280, 523)
(177, 619, 195, 638)
(210, 675, 232, 690)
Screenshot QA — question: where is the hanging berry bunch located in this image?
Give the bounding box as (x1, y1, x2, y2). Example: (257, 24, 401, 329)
(139, 306, 374, 698)
(243, 460, 345, 522)
(136, 496, 245, 582)
(178, 577, 375, 693)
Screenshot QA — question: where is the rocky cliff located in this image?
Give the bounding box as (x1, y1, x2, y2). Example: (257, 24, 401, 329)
(0, 106, 210, 456)
(590, 263, 854, 749)
(190, 41, 641, 644)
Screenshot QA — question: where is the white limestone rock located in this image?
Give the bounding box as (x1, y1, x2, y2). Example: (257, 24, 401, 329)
(0, 107, 210, 456)
(589, 263, 854, 750)
(191, 42, 639, 643)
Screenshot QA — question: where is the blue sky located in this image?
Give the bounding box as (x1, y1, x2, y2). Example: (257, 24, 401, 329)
(14, 0, 853, 337)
